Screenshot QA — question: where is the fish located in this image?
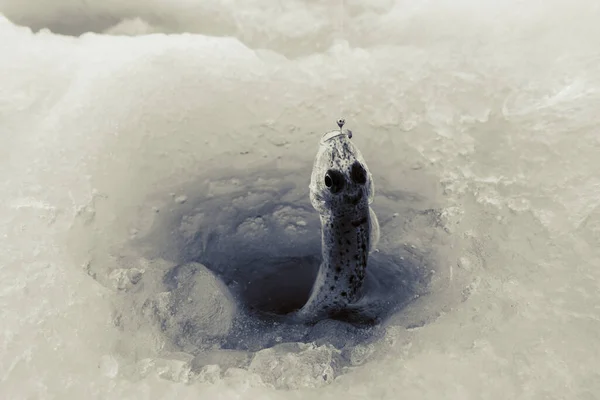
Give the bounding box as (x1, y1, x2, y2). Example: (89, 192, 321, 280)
(293, 120, 380, 324)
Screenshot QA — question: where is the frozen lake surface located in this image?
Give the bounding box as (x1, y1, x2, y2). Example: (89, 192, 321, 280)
(1, 0, 600, 398)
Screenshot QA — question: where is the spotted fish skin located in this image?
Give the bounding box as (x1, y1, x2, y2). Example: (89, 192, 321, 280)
(295, 128, 379, 323)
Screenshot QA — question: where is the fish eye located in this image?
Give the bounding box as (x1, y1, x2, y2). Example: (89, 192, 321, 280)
(324, 170, 345, 194)
(324, 175, 333, 187)
(350, 161, 367, 184)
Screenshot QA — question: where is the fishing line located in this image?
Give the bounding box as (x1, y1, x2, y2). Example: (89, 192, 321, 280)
(336, 0, 347, 124)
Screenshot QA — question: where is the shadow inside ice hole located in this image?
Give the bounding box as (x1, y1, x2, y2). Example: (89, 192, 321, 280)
(166, 207, 427, 321)
(139, 170, 433, 350)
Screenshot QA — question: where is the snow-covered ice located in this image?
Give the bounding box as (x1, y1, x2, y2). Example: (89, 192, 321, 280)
(1, 0, 600, 398)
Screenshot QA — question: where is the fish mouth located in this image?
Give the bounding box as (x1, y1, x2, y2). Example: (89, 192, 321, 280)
(321, 129, 351, 144)
(345, 190, 363, 205)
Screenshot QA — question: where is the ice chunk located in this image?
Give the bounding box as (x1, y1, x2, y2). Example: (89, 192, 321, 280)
(191, 349, 253, 372)
(108, 267, 144, 291)
(248, 342, 341, 389)
(150, 263, 237, 352)
(135, 353, 194, 384)
(195, 364, 222, 384)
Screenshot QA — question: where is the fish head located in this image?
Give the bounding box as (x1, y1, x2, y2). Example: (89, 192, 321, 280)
(309, 129, 374, 215)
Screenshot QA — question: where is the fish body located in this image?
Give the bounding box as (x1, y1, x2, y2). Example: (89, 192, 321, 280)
(294, 127, 379, 323)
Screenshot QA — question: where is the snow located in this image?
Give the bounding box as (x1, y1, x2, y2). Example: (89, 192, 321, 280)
(1, 0, 600, 398)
